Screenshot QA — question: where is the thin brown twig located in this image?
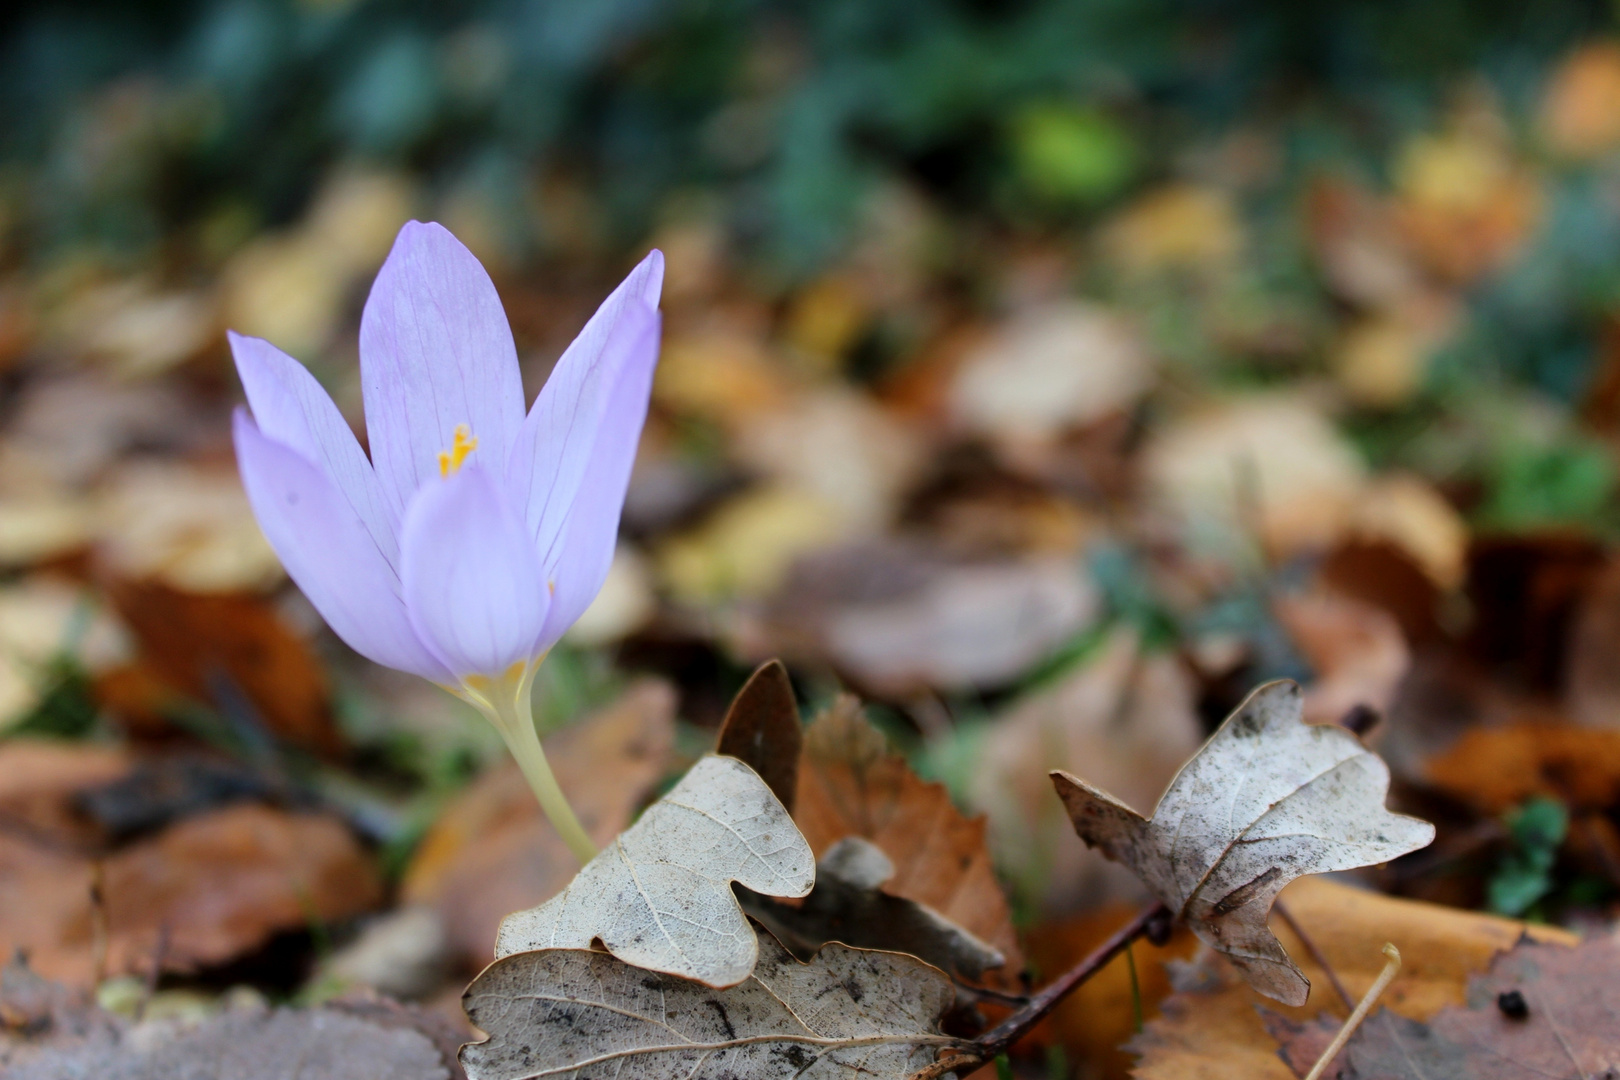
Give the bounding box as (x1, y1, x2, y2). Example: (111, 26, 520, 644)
(89, 860, 108, 989)
(1273, 898, 1355, 1012)
(908, 902, 1170, 1080)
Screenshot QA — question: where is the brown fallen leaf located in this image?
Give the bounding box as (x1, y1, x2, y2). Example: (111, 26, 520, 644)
(741, 835, 1005, 981)
(102, 579, 340, 756)
(1141, 393, 1368, 558)
(401, 679, 676, 971)
(1052, 680, 1434, 1004)
(0, 802, 382, 986)
(1130, 875, 1578, 1080)
(461, 926, 956, 1080)
(1274, 588, 1410, 726)
(1425, 721, 1620, 814)
(1566, 553, 1620, 728)
(1267, 935, 1620, 1079)
(93, 461, 283, 595)
(494, 754, 815, 987)
(796, 695, 1023, 977)
(946, 300, 1153, 445)
(758, 540, 1098, 697)
(715, 659, 801, 811)
(0, 738, 132, 846)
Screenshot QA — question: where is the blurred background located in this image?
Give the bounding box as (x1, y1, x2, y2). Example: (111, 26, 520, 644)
(6, 0, 1620, 1073)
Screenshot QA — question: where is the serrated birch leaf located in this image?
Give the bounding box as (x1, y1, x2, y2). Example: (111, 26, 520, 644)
(1050, 679, 1433, 1006)
(460, 925, 958, 1080)
(494, 755, 815, 987)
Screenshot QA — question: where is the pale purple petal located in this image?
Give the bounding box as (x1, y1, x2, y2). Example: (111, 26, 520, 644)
(229, 331, 399, 569)
(360, 221, 525, 521)
(506, 249, 663, 570)
(532, 312, 661, 651)
(233, 411, 449, 683)
(400, 464, 550, 680)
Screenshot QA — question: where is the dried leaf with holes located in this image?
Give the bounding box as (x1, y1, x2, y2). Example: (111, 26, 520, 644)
(494, 755, 815, 987)
(461, 925, 956, 1080)
(1051, 680, 1434, 1005)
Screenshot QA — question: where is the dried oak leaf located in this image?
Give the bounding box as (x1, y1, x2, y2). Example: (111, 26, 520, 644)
(494, 755, 814, 987)
(1052, 679, 1433, 1005)
(461, 925, 956, 1080)
(741, 836, 1005, 981)
(1267, 935, 1620, 1079)
(796, 695, 1022, 977)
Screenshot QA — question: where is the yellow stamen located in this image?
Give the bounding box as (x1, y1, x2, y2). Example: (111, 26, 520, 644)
(437, 424, 478, 477)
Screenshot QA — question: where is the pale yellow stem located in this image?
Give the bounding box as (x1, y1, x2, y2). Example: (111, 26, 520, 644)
(461, 661, 598, 866)
(1303, 943, 1402, 1080)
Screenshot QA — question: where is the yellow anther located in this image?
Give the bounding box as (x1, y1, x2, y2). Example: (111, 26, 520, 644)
(437, 425, 478, 477)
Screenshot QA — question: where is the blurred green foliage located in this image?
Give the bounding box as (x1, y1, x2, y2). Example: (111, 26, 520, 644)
(1487, 794, 1569, 916)
(0, 0, 1609, 271)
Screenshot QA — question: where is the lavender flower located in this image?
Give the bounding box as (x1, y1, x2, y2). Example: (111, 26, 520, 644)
(231, 221, 662, 862)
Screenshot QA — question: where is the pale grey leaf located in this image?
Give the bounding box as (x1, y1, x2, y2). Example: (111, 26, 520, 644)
(494, 755, 815, 987)
(1052, 679, 1434, 1006)
(461, 925, 958, 1080)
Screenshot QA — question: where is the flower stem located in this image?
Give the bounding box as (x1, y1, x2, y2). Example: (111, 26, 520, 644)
(471, 665, 598, 866)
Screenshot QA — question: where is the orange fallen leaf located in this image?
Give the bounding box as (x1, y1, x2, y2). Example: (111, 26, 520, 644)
(1275, 588, 1410, 726)
(1130, 876, 1576, 1080)
(1425, 721, 1620, 815)
(102, 580, 340, 756)
(1023, 905, 1199, 1080)
(794, 695, 1023, 978)
(0, 738, 131, 848)
(0, 802, 382, 986)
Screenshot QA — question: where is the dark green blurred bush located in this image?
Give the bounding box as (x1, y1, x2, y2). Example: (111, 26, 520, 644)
(1, 0, 1610, 271)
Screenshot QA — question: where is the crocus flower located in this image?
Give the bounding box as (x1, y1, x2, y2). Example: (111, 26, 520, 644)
(230, 221, 661, 863)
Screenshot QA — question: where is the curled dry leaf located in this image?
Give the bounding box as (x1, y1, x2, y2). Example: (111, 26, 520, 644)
(1051, 680, 1434, 1005)
(741, 836, 1005, 982)
(461, 925, 956, 1080)
(494, 755, 815, 987)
